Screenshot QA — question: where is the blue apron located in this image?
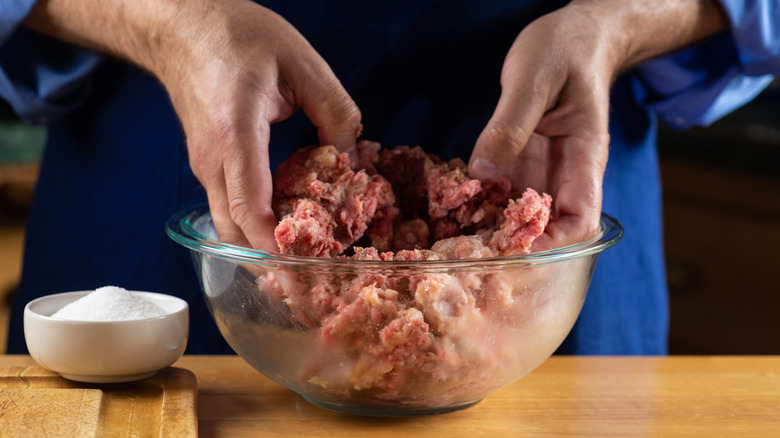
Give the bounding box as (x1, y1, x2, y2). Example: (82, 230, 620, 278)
(6, 0, 668, 354)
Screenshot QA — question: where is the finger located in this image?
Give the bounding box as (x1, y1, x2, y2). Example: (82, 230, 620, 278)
(541, 81, 610, 229)
(206, 172, 252, 249)
(311, 84, 362, 152)
(548, 135, 606, 241)
(285, 58, 362, 151)
(189, 139, 252, 249)
(219, 117, 280, 253)
(533, 107, 609, 251)
(506, 132, 550, 192)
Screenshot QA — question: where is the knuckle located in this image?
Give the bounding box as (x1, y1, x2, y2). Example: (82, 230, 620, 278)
(329, 93, 362, 129)
(186, 139, 216, 182)
(208, 107, 241, 146)
(320, 78, 361, 126)
(228, 196, 252, 230)
(484, 119, 529, 155)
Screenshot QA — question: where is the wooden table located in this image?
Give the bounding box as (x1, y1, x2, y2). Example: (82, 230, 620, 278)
(3, 355, 780, 437)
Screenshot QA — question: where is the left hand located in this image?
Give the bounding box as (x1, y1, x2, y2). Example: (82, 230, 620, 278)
(468, 4, 612, 250)
(468, 0, 727, 250)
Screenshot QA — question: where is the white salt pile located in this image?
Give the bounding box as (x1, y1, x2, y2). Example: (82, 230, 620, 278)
(51, 286, 167, 321)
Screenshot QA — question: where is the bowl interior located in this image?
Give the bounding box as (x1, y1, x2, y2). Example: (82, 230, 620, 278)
(27, 291, 188, 321)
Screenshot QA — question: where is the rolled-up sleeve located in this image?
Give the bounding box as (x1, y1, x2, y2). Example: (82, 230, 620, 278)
(0, 0, 102, 124)
(0, 1, 36, 42)
(632, 0, 779, 130)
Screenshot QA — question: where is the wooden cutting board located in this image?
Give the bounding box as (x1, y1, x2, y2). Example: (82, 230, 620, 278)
(0, 364, 197, 437)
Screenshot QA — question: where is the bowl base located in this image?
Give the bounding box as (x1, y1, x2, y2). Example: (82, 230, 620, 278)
(58, 370, 158, 383)
(302, 396, 484, 417)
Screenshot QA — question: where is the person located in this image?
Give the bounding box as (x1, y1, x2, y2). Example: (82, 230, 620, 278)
(1, 0, 777, 354)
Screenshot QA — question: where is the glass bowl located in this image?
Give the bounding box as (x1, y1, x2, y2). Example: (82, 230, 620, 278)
(166, 205, 622, 416)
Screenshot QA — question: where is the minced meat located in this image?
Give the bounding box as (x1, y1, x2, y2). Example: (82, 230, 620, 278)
(263, 140, 554, 407)
(273, 140, 551, 258)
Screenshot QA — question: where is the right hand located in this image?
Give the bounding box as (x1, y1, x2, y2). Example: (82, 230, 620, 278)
(26, 0, 362, 252)
(154, 0, 362, 251)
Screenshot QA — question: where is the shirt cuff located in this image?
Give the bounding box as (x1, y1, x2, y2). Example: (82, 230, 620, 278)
(632, 0, 779, 130)
(0, 0, 38, 43)
(1, 26, 102, 124)
(718, 0, 780, 75)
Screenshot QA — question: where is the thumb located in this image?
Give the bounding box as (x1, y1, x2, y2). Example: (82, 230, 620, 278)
(295, 71, 362, 151)
(469, 85, 549, 180)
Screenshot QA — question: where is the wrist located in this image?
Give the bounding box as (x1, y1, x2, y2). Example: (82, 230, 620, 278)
(22, 0, 198, 78)
(568, 0, 728, 72)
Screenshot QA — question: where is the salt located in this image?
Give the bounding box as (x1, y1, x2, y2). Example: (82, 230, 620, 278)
(51, 286, 167, 321)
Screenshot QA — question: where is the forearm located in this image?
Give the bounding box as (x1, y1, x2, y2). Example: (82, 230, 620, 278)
(569, 0, 728, 72)
(21, 0, 217, 80)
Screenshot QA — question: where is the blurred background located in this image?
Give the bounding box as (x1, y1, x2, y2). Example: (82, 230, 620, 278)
(0, 99, 44, 354)
(1, 81, 778, 354)
(659, 79, 780, 354)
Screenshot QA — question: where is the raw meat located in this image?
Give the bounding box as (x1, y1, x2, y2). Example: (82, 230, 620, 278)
(272, 141, 552, 258)
(264, 141, 554, 408)
(273, 144, 396, 257)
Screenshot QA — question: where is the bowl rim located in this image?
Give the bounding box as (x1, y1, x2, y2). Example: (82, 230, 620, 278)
(165, 204, 624, 270)
(25, 290, 189, 324)
(165, 204, 623, 269)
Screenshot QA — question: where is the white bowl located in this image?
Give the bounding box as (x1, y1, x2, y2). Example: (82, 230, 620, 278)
(24, 291, 189, 383)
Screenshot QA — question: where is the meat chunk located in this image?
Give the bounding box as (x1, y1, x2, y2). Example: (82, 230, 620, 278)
(426, 166, 483, 220)
(489, 188, 553, 256)
(274, 198, 342, 257)
(392, 219, 430, 251)
(272, 143, 396, 257)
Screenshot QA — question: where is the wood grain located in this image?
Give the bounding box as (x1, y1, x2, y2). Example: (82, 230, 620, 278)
(3, 355, 779, 437)
(175, 355, 780, 438)
(0, 360, 197, 437)
(0, 388, 103, 437)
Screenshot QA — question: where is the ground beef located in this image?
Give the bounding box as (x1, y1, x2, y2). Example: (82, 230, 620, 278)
(273, 144, 396, 256)
(264, 141, 554, 407)
(272, 141, 552, 258)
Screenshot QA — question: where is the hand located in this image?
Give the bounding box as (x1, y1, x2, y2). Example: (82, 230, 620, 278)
(468, 0, 727, 250)
(156, 0, 362, 251)
(469, 5, 611, 251)
(155, 0, 361, 251)
(25, 0, 362, 252)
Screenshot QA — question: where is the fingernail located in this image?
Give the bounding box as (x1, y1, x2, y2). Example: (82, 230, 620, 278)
(345, 145, 358, 164)
(471, 158, 498, 180)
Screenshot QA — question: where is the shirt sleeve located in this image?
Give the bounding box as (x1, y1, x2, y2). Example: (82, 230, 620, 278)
(0, 0, 102, 124)
(0, 0, 36, 42)
(631, 0, 779, 130)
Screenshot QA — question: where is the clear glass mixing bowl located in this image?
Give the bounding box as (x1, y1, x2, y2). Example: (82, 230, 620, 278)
(167, 205, 623, 416)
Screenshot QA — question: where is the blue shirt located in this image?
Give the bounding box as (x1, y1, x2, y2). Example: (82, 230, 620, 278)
(2, 0, 778, 355)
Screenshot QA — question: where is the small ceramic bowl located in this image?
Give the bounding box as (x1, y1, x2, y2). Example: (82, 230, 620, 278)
(24, 291, 189, 383)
